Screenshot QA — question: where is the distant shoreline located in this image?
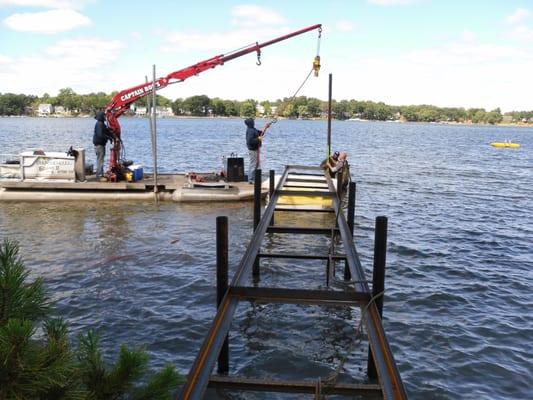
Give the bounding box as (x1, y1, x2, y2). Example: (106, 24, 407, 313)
(2, 114, 533, 128)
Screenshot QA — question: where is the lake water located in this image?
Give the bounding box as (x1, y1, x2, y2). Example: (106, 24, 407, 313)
(0, 117, 532, 399)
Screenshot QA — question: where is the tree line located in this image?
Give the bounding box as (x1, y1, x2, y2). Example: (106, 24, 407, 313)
(0, 88, 531, 125)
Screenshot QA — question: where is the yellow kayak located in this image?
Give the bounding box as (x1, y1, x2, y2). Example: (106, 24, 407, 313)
(491, 142, 521, 148)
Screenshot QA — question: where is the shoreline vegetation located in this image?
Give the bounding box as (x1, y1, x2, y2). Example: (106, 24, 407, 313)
(1, 88, 533, 126)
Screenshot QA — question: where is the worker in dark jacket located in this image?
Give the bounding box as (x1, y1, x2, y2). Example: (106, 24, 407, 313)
(93, 111, 114, 178)
(245, 118, 270, 184)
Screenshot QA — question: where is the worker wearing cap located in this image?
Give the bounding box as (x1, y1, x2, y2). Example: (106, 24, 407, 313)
(244, 118, 270, 184)
(328, 151, 347, 178)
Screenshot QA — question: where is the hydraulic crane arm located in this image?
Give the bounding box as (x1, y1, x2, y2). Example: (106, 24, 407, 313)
(103, 24, 322, 179)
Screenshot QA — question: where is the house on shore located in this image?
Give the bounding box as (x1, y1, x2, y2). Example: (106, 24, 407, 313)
(135, 106, 147, 117)
(38, 104, 53, 117)
(156, 106, 173, 117)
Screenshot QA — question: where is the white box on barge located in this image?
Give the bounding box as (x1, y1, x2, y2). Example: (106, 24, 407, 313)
(20, 150, 75, 181)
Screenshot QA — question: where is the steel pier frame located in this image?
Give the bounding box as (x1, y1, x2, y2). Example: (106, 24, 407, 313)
(179, 165, 407, 399)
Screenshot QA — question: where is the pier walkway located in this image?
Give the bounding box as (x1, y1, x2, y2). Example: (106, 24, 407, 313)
(180, 165, 407, 399)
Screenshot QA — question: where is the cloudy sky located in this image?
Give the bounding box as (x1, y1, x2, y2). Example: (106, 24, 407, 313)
(1, 0, 532, 111)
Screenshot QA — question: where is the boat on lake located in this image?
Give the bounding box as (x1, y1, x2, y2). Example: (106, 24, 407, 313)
(491, 141, 521, 148)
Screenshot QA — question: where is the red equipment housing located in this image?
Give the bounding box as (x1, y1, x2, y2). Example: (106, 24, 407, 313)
(103, 24, 322, 180)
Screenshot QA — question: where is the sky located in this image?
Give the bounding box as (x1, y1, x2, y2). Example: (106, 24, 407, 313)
(1, 0, 533, 112)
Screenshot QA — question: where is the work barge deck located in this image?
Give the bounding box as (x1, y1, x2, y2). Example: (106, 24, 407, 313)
(179, 165, 407, 399)
(0, 173, 266, 202)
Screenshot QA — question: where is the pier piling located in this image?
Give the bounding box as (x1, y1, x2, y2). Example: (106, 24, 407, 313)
(344, 181, 356, 280)
(367, 215, 388, 380)
(269, 169, 275, 226)
(253, 169, 262, 277)
(216, 216, 229, 375)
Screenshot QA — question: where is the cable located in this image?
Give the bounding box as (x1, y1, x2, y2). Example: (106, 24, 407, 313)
(318, 289, 386, 398)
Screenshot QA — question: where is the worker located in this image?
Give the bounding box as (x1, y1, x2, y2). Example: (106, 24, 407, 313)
(328, 151, 347, 178)
(245, 118, 271, 184)
(93, 111, 114, 179)
(320, 151, 339, 170)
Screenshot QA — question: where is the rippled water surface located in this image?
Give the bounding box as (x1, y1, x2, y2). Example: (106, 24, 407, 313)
(1, 117, 532, 399)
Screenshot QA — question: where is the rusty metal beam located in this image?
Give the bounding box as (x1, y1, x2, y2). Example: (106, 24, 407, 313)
(208, 376, 383, 396)
(283, 184, 329, 189)
(274, 207, 334, 213)
(267, 226, 339, 235)
(230, 286, 371, 306)
(277, 190, 333, 197)
(258, 252, 346, 260)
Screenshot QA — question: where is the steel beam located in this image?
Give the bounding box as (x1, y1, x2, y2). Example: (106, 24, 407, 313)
(267, 226, 339, 235)
(283, 184, 330, 189)
(285, 178, 327, 183)
(208, 376, 383, 396)
(230, 286, 371, 306)
(277, 190, 333, 197)
(274, 207, 334, 213)
(257, 252, 346, 260)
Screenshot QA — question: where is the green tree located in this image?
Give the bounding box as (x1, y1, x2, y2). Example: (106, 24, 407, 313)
(282, 103, 295, 118)
(172, 98, 184, 115)
(486, 108, 503, 124)
(400, 105, 419, 122)
(183, 95, 211, 116)
(240, 99, 256, 118)
(332, 100, 350, 120)
(0, 93, 36, 115)
(211, 98, 226, 116)
(297, 105, 309, 119)
(306, 98, 322, 118)
(260, 100, 272, 116)
(223, 100, 239, 116)
(56, 88, 80, 111)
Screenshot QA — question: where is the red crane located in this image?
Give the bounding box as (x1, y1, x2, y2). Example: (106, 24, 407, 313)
(103, 24, 322, 181)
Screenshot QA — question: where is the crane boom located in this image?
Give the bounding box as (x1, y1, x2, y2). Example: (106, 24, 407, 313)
(103, 24, 322, 180)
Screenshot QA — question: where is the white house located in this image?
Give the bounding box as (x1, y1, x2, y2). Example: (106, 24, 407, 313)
(156, 107, 174, 117)
(135, 106, 147, 117)
(38, 104, 53, 117)
(54, 106, 67, 116)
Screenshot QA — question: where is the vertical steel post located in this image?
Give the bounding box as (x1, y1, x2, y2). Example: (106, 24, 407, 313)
(269, 169, 275, 226)
(367, 216, 388, 380)
(151, 65, 159, 198)
(344, 181, 356, 280)
(253, 169, 262, 277)
(253, 169, 262, 231)
(327, 73, 332, 159)
(216, 216, 229, 375)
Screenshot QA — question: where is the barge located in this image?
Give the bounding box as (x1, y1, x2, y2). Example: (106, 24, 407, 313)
(0, 150, 267, 202)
